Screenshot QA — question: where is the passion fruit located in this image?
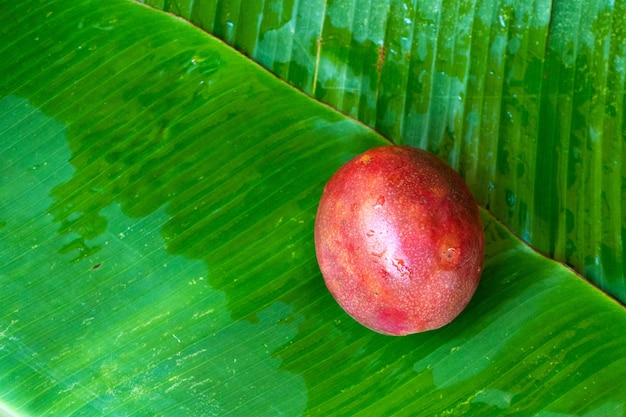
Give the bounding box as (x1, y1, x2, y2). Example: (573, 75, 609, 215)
(314, 145, 484, 335)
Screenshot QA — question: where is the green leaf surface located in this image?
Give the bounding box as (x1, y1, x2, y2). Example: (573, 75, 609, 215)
(142, 0, 626, 305)
(1, 0, 625, 416)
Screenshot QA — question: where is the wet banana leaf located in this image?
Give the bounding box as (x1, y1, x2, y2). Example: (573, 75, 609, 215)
(1, 0, 625, 416)
(142, 0, 626, 306)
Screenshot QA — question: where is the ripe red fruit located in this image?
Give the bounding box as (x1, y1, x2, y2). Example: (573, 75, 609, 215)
(314, 145, 484, 335)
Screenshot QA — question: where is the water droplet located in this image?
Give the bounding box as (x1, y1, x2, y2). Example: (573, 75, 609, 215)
(506, 191, 516, 208)
(499, 14, 506, 28)
(224, 21, 235, 43)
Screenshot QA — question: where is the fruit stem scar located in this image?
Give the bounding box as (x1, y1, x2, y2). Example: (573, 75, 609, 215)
(360, 154, 373, 164)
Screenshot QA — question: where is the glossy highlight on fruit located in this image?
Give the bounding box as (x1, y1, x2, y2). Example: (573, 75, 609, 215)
(314, 146, 484, 335)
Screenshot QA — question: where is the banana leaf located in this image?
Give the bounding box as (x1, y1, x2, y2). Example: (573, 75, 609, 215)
(142, 0, 626, 306)
(1, 0, 625, 416)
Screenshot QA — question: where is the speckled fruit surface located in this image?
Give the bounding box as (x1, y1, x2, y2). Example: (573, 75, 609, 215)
(315, 146, 484, 335)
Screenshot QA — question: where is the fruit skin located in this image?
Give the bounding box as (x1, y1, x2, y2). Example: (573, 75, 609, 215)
(314, 145, 484, 335)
